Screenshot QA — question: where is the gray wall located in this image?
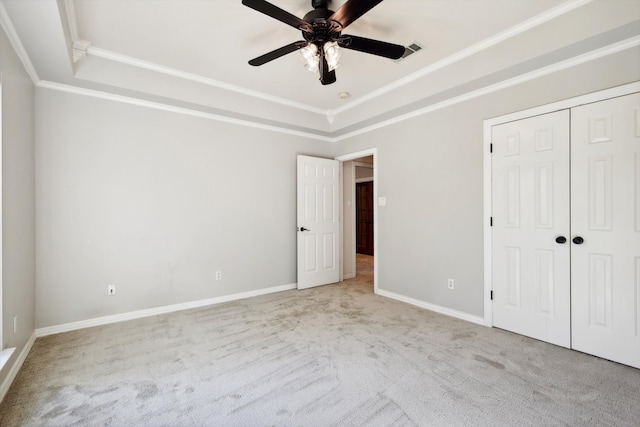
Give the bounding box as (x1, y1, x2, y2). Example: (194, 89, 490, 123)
(35, 88, 333, 328)
(342, 160, 355, 279)
(32, 45, 640, 328)
(335, 48, 640, 318)
(0, 25, 36, 386)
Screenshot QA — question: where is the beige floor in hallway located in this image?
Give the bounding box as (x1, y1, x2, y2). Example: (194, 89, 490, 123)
(1, 254, 639, 426)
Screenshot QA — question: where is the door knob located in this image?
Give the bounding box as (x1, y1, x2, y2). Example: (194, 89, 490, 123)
(572, 236, 584, 245)
(555, 236, 567, 244)
(299, 227, 310, 232)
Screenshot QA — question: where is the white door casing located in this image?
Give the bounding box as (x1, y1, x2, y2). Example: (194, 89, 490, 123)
(492, 110, 571, 348)
(297, 155, 340, 290)
(570, 93, 640, 369)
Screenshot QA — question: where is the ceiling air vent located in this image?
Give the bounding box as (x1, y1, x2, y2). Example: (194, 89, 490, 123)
(395, 42, 423, 62)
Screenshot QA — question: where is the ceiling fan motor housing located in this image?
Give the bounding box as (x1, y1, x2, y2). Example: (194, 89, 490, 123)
(302, 8, 341, 43)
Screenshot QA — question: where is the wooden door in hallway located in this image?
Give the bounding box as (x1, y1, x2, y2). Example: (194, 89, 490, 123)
(356, 181, 374, 256)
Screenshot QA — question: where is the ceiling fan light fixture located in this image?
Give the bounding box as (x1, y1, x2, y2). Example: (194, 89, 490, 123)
(243, 0, 406, 85)
(300, 42, 342, 74)
(324, 41, 341, 72)
(300, 43, 320, 72)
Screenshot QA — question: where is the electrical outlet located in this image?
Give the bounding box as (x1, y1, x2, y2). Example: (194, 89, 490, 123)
(215, 271, 222, 281)
(107, 284, 116, 296)
(448, 279, 455, 290)
(13, 315, 18, 334)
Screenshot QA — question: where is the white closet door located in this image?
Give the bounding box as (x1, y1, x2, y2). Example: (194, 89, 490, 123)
(571, 93, 640, 368)
(492, 110, 571, 348)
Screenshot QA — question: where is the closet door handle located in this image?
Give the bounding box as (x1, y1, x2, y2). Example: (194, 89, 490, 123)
(572, 236, 584, 245)
(555, 236, 567, 244)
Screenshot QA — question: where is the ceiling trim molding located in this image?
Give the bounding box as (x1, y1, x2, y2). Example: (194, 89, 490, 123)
(34, 36, 639, 145)
(63, 0, 79, 42)
(72, 39, 91, 63)
(328, 0, 595, 117)
(36, 80, 333, 143)
(0, 1, 39, 84)
(86, 46, 328, 116)
(61, 0, 594, 121)
(332, 36, 640, 142)
(60, 0, 327, 117)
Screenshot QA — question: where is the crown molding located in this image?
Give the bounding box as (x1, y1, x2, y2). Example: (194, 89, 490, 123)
(0, 1, 39, 84)
(328, 0, 595, 117)
(72, 39, 91, 63)
(332, 36, 640, 142)
(59, 0, 327, 117)
(63, 0, 78, 41)
(36, 80, 333, 142)
(37, 35, 639, 144)
(85, 46, 328, 116)
(62, 0, 594, 123)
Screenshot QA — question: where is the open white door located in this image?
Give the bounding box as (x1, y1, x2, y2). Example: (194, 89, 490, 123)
(297, 155, 340, 289)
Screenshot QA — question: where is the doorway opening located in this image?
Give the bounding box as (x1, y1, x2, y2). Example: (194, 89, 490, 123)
(335, 149, 377, 293)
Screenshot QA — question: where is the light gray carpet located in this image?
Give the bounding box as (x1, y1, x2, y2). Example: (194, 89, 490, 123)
(1, 255, 639, 426)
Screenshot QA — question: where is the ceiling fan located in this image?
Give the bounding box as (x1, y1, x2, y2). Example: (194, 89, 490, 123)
(242, 0, 406, 85)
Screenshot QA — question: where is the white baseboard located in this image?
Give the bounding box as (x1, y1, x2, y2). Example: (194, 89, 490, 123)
(0, 331, 36, 403)
(36, 283, 297, 337)
(376, 288, 485, 326)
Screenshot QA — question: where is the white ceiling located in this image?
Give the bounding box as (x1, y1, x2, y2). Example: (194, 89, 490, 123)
(1, 0, 639, 138)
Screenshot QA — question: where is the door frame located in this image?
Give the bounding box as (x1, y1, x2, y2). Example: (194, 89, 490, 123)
(335, 148, 378, 293)
(483, 81, 640, 327)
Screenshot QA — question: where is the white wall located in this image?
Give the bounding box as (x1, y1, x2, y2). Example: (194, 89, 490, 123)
(335, 48, 640, 318)
(0, 24, 35, 387)
(35, 88, 333, 328)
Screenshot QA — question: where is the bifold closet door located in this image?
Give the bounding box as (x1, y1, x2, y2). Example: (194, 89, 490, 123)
(570, 93, 640, 369)
(492, 110, 571, 348)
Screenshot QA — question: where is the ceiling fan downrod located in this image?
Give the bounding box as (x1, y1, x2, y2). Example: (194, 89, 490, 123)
(311, 0, 330, 9)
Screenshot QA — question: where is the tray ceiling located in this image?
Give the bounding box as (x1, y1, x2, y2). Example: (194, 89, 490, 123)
(1, 0, 639, 139)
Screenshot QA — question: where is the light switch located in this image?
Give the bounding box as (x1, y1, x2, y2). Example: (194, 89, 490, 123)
(378, 197, 387, 206)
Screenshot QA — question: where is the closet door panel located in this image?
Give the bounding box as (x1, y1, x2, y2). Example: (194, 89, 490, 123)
(492, 110, 571, 347)
(571, 92, 640, 369)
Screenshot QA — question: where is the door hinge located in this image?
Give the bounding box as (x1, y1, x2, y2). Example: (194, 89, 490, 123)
(490, 290, 493, 300)
(490, 217, 493, 226)
(490, 143, 493, 153)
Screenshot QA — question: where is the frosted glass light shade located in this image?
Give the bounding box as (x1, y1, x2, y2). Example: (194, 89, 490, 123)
(300, 44, 319, 72)
(324, 41, 341, 72)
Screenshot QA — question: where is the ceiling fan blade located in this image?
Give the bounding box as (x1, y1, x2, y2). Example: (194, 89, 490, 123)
(338, 35, 405, 59)
(329, 0, 384, 30)
(319, 53, 337, 85)
(242, 0, 311, 32)
(249, 41, 307, 66)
